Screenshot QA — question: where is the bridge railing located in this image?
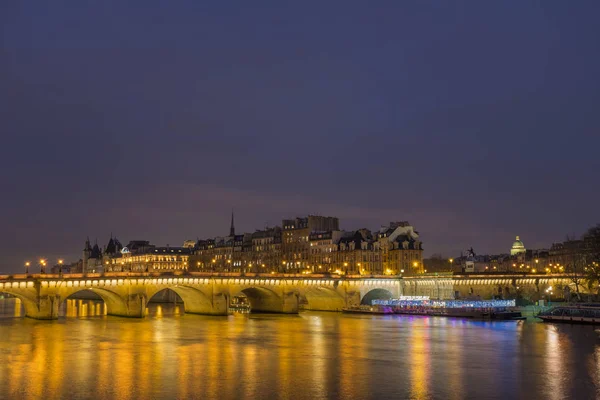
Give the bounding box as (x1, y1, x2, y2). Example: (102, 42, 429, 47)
(0, 271, 403, 281)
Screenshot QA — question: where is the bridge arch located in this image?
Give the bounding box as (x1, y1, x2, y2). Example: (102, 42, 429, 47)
(360, 288, 394, 305)
(0, 290, 39, 318)
(63, 289, 106, 317)
(302, 286, 345, 311)
(234, 286, 298, 313)
(64, 287, 144, 318)
(147, 286, 219, 315)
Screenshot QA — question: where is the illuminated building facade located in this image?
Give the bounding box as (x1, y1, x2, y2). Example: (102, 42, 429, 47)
(106, 246, 192, 272)
(377, 222, 424, 275)
(191, 216, 424, 276)
(510, 236, 526, 256)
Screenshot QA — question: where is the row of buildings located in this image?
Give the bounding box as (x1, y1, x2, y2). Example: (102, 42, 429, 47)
(426, 227, 600, 274)
(193, 216, 423, 275)
(60, 215, 424, 276)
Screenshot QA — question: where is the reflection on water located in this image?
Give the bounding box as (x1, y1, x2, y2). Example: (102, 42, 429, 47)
(0, 297, 24, 317)
(62, 299, 108, 317)
(0, 299, 599, 400)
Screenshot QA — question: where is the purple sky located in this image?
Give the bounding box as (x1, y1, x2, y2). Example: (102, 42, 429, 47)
(1, 2, 600, 272)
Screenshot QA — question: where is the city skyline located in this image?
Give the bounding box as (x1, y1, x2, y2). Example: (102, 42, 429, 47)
(10, 210, 597, 274)
(2, 2, 600, 272)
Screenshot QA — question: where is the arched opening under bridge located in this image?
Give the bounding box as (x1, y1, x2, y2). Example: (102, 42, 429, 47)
(238, 287, 297, 313)
(64, 288, 139, 318)
(147, 285, 223, 315)
(0, 292, 27, 317)
(361, 288, 394, 305)
(63, 289, 106, 317)
(147, 288, 185, 317)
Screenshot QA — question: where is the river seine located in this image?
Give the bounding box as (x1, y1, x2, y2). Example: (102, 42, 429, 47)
(0, 298, 599, 400)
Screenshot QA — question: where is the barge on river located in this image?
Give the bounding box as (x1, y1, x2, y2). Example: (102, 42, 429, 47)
(372, 299, 524, 320)
(342, 305, 394, 314)
(536, 304, 600, 324)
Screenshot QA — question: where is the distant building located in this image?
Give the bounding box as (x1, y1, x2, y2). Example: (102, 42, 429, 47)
(183, 240, 197, 249)
(76, 235, 191, 273)
(191, 215, 424, 276)
(74, 214, 425, 276)
(108, 245, 192, 272)
(377, 222, 424, 274)
(82, 238, 104, 273)
(510, 236, 526, 256)
(281, 216, 340, 272)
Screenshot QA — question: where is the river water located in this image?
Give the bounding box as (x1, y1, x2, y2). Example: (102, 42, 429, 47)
(0, 298, 599, 400)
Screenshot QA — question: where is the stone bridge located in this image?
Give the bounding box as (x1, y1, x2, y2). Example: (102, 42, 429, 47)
(402, 273, 583, 301)
(1, 272, 584, 319)
(0, 272, 401, 319)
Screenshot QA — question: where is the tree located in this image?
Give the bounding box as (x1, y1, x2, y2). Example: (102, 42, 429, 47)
(582, 224, 600, 295)
(563, 234, 586, 301)
(585, 262, 600, 296)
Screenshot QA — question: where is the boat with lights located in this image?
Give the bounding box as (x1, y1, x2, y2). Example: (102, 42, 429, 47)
(342, 305, 394, 315)
(536, 304, 600, 324)
(372, 298, 525, 320)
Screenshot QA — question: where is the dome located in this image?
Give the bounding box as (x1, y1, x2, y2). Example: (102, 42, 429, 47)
(511, 236, 526, 255)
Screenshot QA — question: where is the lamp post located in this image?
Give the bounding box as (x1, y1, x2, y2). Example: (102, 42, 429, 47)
(25, 261, 30, 275)
(58, 259, 63, 276)
(39, 259, 47, 274)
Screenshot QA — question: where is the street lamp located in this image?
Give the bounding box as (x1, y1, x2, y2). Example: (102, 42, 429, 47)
(25, 261, 30, 274)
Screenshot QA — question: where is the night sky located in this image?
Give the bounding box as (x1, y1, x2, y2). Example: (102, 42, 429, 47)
(2, 2, 599, 272)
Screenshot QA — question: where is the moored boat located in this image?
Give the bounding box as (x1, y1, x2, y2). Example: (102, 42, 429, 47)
(374, 299, 524, 321)
(342, 305, 394, 315)
(536, 304, 600, 324)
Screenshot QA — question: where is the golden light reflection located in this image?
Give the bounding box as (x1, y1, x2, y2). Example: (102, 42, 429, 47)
(410, 322, 430, 399)
(338, 315, 368, 399)
(46, 325, 65, 397)
(4, 306, 585, 399)
(545, 326, 567, 400)
(112, 323, 136, 400)
(446, 323, 463, 400)
(310, 315, 328, 398)
(14, 297, 23, 317)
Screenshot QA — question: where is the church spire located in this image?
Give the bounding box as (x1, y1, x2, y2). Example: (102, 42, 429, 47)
(230, 210, 235, 237)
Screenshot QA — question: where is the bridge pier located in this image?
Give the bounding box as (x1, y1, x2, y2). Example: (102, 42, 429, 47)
(106, 293, 147, 318)
(183, 291, 228, 316)
(345, 291, 361, 308)
(26, 295, 60, 320)
(241, 288, 298, 313)
(281, 291, 299, 313)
